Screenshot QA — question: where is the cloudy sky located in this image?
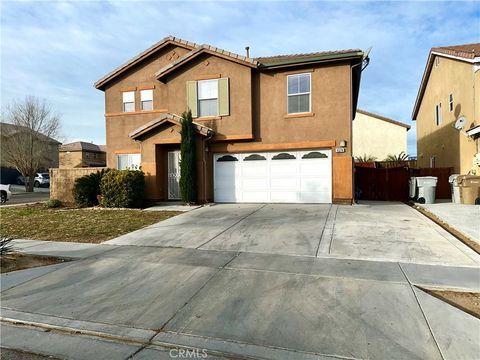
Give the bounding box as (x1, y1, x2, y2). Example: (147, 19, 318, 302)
(1, 1, 479, 155)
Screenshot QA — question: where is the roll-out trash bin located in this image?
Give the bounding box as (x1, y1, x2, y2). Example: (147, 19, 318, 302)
(416, 176, 438, 204)
(457, 175, 480, 205)
(448, 174, 461, 203)
(409, 177, 417, 199)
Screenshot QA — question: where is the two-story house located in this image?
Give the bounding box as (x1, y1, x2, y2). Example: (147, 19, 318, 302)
(59, 141, 106, 168)
(95, 36, 366, 204)
(412, 43, 480, 174)
(353, 109, 410, 161)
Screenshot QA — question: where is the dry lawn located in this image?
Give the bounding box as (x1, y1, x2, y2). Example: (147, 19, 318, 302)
(0, 205, 181, 243)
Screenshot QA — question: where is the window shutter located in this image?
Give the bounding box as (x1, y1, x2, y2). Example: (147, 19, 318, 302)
(218, 78, 229, 116)
(186, 81, 198, 118)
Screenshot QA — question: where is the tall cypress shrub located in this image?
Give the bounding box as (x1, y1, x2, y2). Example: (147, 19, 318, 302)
(180, 110, 197, 203)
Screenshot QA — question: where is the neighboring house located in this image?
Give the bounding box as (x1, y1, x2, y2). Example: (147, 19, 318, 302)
(59, 141, 106, 168)
(412, 43, 480, 174)
(95, 36, 367, 204)
(0, 122, 60, 183)
(353, 109, 410, 161)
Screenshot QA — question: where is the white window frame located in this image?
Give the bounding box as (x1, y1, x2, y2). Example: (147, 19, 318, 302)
(197, 79, 219, 117)
(117, 153, 141, 170)
(140, 89, 153, 111)
(122, 91, 135, 112)
(448, 93, 454, 112)
(435, 103, 442, 126)
(287, 73, 311, 114)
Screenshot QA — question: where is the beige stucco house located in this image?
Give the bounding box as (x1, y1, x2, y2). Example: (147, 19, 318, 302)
(412, 43, 480, 174)
(59, 141, 106, 168)
(353, 109, 410, 161)
(95, 36, 368, 204)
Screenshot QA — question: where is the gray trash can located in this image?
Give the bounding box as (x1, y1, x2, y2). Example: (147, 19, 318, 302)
(448, 174, 460, 203)
(409, 177, 417, 199)
(416, 176, 438, 204)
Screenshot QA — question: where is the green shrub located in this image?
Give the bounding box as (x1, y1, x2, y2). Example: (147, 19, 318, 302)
(45, 199, 62, 208)
(100, 169, 144, 208)
(73, 169, 109, 207)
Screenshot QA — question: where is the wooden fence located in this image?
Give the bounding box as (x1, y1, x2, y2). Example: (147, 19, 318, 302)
(355, 166, 410, 201)
(355, 166, 454, 201)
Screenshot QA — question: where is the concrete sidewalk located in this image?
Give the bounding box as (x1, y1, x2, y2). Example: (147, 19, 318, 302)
(416, 202, 480, 245)
(1, 246, 479, 360)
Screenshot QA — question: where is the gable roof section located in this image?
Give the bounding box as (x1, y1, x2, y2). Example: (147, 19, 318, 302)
(412, 43, 480, 120)
(156, 45, 258, 81)
(129, 113, 214, 140)
(357, 109, 411, 130)
(59, 141, 106, 152)
(256, 49, 364, 68)
(0, 122, 61, 144)
(432, 43, 480, 60)
(94, 36, 199, 90)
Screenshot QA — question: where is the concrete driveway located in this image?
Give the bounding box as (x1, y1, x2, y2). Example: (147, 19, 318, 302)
(107, 202, 479, 266)
(2, 202, 479, 359)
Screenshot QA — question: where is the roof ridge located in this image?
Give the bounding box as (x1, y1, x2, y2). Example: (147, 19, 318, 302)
(357, 108, 411, 129)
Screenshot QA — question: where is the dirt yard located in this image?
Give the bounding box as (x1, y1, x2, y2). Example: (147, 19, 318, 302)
(1, 253, 68, 273)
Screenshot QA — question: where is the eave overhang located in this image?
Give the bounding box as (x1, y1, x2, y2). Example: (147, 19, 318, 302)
(129, 113, 214, 141)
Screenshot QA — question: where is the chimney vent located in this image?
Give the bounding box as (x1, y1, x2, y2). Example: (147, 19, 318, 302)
(245, 46, 250, 58)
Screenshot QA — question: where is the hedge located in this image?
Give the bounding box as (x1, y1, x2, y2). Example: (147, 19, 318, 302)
(73, 169, 109, 207)
(100, 169, 144, 208)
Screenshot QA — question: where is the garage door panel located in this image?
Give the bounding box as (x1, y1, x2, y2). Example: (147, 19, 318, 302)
(270, 177, 298, 190)
(242, 178, 269, 189)
(271, 191, 299, 203)
(214, 149, 332, 204)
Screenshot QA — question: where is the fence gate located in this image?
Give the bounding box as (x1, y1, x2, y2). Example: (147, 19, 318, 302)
(355, 166, 410, 201)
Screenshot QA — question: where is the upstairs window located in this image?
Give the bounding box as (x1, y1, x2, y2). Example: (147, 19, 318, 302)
(122, 91, 135, 112)
(198, 79, 219, 117)
(435, 103, 442, 126)
(449, 93, 454, 112)
(141, 89, 153, 111)
(287, 73, 311, 114)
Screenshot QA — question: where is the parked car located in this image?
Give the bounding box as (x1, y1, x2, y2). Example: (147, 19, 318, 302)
(16, 173, 50, 187)
(0, 184, 12, 203)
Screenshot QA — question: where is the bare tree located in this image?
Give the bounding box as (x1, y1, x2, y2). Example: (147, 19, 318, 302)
(1, 96, 61, 192)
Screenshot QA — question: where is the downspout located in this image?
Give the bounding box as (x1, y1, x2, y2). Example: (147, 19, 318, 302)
(350, 54, 370, 203)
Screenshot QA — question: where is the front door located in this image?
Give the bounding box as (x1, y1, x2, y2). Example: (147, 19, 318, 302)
(168, 150, 181, 200)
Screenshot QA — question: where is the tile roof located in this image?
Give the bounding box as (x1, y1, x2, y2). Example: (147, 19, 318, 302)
(155, 45, 257, 79)
(95, 36, 199, 89)
(255, 49, 363, 65)
(59, 141, 105, 152)
(432, 43, 480, 60)
(357, 109, 411, 130)
(0, 122, 61, 144)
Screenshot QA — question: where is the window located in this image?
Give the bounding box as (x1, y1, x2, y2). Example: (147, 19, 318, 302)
(244, 154, 266, 161)
(287, 73, 311, 114)
(141, 89, 153, 111)
(122, 91, 135, 112)
(217, 155, 238, 162)
(435, 103, 442, 126)
(197, 79, 219, 117)
(449, 93, 454, 112)
(117, 154, 141, 170)
(430, 156, 436, 168)
(435, 57, 440, 67)
(272, 153, 296, 160)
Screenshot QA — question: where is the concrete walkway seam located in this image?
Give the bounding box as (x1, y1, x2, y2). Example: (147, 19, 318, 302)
(125, 251, 242, 360)
(196, 204, 267, 249)
(328, 206, 339, 255)
(315, 204, 333, 257)
(397, 263, 446, 360)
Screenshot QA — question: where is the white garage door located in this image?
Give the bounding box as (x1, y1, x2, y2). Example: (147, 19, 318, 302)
(214, 149, 332, 203)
